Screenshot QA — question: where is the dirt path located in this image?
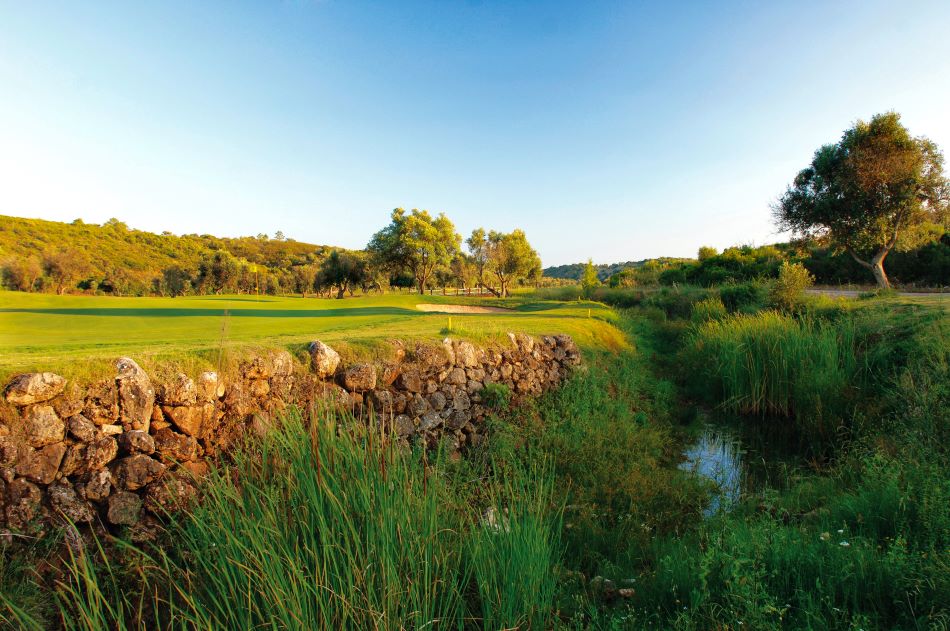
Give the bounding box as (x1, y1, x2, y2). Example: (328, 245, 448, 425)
(807, 289, 949, 298)
(416, 303, 512, 314)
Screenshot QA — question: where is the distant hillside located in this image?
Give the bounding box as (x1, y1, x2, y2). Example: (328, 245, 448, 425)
(0, 215, 333, 295)
(543, 259, 698, 281)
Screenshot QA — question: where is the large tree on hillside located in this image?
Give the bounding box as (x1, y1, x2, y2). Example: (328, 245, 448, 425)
(367, 208, 461, 294)
(774, 112, 949, 288)
(485, 229, 541, 298)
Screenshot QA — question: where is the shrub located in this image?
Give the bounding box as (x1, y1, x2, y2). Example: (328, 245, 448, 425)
(691, 296, 728, 324)
(718, 280, 768, 313)
(769, 261, 815, 309)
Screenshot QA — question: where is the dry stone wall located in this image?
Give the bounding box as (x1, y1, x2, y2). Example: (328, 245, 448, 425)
(0, 333, 580, 534)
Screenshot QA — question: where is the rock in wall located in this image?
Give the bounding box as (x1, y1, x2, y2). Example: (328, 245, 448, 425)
(0, 334, 580, 533)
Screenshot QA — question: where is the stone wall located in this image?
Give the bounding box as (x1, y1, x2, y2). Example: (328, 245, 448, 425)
(0, 333, 580, 534)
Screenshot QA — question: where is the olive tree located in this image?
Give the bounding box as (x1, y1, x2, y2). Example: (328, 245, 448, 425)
(774, 112, 949, 288)
(368, 208, 461, 294)
(485, 229, 541, 298)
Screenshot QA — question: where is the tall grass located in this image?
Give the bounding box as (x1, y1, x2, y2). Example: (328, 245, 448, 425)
(36, 408, 563, 630)
(689, 311, 860, 438)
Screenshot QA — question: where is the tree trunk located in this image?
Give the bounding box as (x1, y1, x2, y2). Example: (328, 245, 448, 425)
(870, 254, 890, 289)
(847, 247, 891, 289)
(336, 285, 346, 299)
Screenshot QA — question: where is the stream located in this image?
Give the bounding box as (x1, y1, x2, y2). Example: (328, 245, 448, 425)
(680, 425, 745, 516)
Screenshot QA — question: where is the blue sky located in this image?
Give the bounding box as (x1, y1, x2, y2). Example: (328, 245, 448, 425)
(2, 1, 949, 266)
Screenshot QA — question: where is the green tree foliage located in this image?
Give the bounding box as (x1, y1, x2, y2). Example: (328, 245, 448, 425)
(1, 255, 43, 291)
(466, 228, 491, 292)
(485, 229, 541, 297)
(775, 112, 950, 288)
(607, 268, 637, 288)
(162, 266, 191, 297)
(317, 250, 368, 299)
(367, 208, 461, 294)
(698, 245, 718, 261)
(197, 251, 240, 294)
(291, 264, 319, 297)
(0, 215, 330, 296)
(581, 259, 599, 298)
(42, 247, 91, 295)
(450, 254, 478, 291)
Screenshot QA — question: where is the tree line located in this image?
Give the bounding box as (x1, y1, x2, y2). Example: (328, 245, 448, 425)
(0, 211, 543, 298)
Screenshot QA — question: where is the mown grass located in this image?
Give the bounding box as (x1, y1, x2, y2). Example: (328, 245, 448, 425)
(0, 290, 625, 381)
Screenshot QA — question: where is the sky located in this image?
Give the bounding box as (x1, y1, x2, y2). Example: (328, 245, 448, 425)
(1, 1, 949, 266)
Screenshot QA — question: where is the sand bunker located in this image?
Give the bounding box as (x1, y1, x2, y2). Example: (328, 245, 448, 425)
(416, 303, 512, 314)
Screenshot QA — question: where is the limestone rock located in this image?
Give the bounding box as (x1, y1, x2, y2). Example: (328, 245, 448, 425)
(84, 379, 118, 426)
(23, 404, 65, 447)
(454, 341, 480, 368)
(342, 364, 377, 392)
(116, 357, 154, 431)
(445, 368, 466, 386)
(162, 405, 203, 437)
(107, 491, 142, 525)
(82, 470, 112, 502)
(428, 391, 447, 412)
(396, 369, 423, 393)
(4, 372, 66, 406)
(16, 443, 67, 484)
(415, 344, 449, 370)
(311, 382, 351, 410)
(67, 415, 97, 443)
(85, 436, 119, 471)
(118, 430, 155, 455)
(59, 444, 86, 477)
(419, 411, 442, 431)
(368, 389, 393, 414)
(159, 373, 197, 406)
(0, 437, 18, 467)
(5, 478, 42, 529)
(49, 482, 94, 523)
(393, 414, 414, 437)
(144, 476, 196, 515)
(309, 341, 341, 378)
(197, 371, 223, 401)
(113, 454, 165, 491)
(153, 429, 198, 462)
(101, 424, 123, 436)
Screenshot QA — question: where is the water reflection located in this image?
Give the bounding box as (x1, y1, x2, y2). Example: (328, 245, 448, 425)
(680, 426, 744, 516)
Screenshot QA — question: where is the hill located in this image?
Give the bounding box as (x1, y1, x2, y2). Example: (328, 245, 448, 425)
(543, 258, 693, 281)
(0, 215, 333, 296)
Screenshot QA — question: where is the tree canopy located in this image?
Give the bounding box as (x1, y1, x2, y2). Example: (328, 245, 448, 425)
(774, 112, 950, 288)
(367, 208, 461, 294)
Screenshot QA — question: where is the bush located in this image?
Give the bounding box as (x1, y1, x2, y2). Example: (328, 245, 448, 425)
(718, 280, 768, 313)
(769, 261, 815, 309)
(691, 296, 728, 324)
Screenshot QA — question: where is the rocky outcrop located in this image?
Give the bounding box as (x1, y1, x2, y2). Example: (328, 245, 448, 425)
(0, 333, 580, 533)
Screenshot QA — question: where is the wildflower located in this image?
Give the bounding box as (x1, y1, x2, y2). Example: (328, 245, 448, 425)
(820, 531, 831, 541)
(837, 529, 844, 534)
(839, 540, 850, 547)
